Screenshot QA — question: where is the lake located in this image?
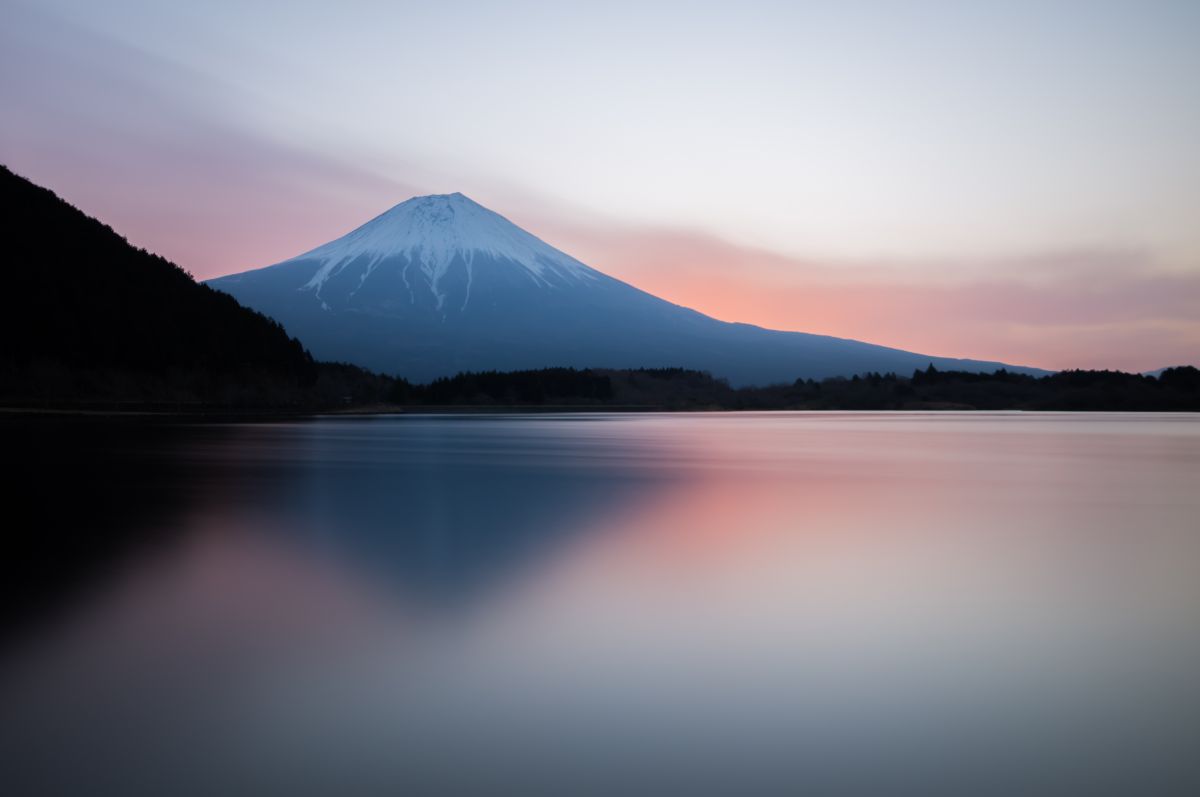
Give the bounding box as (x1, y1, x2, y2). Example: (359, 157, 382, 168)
(3, 412, 1199, 795)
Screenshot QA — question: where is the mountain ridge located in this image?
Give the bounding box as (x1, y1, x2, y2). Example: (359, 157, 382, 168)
(208, 193, 1048, 385)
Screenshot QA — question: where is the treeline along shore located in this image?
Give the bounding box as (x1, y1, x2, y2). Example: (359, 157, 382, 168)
(7, 364, 1199, 414)
(383, 365, 1200, 412)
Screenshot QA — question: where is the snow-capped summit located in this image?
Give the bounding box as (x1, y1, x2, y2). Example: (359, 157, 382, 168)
(288, 193, 598, 310)
(208, 195, 1044, 384)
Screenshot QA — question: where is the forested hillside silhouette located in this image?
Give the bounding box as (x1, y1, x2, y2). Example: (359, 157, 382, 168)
(0, 165, 387, 408)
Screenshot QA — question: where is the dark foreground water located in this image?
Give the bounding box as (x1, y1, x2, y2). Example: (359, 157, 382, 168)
(2, 413, 1199, 796)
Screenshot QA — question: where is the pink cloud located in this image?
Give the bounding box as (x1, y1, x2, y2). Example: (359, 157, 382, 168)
(530, 218, 1200, 373)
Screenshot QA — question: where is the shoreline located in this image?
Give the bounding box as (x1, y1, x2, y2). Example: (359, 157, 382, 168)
(3, 404, 1198, 420)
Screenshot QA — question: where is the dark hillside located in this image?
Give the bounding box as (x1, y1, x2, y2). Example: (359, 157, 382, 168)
(0, 165, 325, 405)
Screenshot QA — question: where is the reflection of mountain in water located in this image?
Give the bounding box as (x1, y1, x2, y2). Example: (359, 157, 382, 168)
(3, 418, 235, 643)
(5, 416, 676, 639)
(217, 417, 676, 608)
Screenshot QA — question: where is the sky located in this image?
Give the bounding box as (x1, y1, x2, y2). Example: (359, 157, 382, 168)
(2, 0, 1198, 371)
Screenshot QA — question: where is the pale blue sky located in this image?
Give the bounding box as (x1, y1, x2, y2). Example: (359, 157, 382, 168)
(2, 0, 1198, 368)
(11, 0, 1199, 257)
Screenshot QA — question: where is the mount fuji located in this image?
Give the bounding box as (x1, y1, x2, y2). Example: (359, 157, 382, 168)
(207, 193, 1042, 384)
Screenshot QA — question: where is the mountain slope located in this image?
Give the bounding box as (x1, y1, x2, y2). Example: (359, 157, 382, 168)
(208, 193, 1045, 385)
(0, 165, 317, 403)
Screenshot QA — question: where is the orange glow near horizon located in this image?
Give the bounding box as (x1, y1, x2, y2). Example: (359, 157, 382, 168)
(533, 218, 1200, 373)
(8, 153, 1197, 373)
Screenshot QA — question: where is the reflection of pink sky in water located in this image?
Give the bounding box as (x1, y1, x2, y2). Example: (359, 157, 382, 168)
(4, 413, 1200, 794)
(2, 521, 404, 725)
(495, 415, 1200, 674)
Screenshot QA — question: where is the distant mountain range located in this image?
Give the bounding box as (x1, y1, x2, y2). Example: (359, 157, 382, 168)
(208, 193, 1047, 385)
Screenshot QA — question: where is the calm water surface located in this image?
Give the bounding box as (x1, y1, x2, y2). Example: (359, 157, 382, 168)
(3, 412, 1199, 795)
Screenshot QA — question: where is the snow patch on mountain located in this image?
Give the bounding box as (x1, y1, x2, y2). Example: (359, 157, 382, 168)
(287, 192, 600, 309)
